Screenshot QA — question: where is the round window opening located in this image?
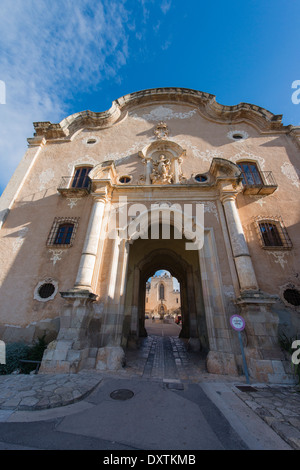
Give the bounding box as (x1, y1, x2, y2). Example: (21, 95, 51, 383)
(232, 133, 244, 140)
(38, 283, 56, 299)
(195, 174, 208, 183)
(283, 288, 300, 307)
(119, 176, 131, 184)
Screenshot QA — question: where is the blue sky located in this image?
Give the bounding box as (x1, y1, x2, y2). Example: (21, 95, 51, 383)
(0, 0, 299, 195)
(149, 271, 180, 291)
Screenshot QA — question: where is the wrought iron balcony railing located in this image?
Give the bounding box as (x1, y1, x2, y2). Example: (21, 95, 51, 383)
(242, 171, 277, 195)
(57, 176, 91, 196)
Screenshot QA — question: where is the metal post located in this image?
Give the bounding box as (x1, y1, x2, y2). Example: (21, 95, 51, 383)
(238, 331, 250, 384)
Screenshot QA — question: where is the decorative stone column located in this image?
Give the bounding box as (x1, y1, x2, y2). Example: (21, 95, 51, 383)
(220, 192, 258, 292)
(74, 190, 107, 292)
(220, 188, 294, 383)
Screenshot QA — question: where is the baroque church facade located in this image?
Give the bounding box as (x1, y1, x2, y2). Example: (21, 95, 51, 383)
(0, 87, 299, 382)
(145, 272, 181, 319)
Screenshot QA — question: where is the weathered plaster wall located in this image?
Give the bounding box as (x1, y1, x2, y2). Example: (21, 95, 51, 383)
(0, 90, 299, 346)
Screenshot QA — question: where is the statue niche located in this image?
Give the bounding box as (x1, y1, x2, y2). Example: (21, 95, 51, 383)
(150, 154, 172, 184)
(138, 137, 186, 185)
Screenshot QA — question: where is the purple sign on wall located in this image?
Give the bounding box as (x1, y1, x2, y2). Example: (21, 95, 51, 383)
(230, 315, 245, 332)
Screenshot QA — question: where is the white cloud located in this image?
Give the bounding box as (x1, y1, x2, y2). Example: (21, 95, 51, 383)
(162, 39, 172, 50)
(160, 0, 172, 14)
(0, 0, 131, 193)
(0, 0, 174, 195)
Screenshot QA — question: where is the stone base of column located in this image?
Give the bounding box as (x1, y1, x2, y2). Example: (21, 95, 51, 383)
(242, 347, 296, 384)
(39, 341, 90, 374)
(40, 289, 97, 374)
(206, 350, 239, 376)
(39, 289, 128, 374)
(235, 290, 296, 384)
(95, 346, 125, 371)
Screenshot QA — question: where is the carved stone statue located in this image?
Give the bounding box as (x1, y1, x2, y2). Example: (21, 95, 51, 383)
(150, 155, 172, 184)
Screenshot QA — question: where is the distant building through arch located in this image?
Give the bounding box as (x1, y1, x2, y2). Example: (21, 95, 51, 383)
(145, 271, 181, 319)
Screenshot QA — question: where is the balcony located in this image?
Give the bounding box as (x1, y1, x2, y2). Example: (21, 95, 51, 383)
(242, 171, 277, 195)
(57, 176, 91, 197)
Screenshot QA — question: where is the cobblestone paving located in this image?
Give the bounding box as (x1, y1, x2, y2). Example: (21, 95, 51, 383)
(0, 372, 102, 411)
(126, 334, 206, 383)
(233, 384, 300, 450)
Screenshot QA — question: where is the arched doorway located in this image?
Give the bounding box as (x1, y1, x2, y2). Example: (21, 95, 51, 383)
(121, 228, 209, 355)
(144, 269, 182, 336)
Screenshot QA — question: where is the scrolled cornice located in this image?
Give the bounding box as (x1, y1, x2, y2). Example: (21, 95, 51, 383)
(29, 87, 299, 142)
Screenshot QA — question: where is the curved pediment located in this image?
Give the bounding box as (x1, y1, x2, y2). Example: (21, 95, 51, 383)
(138, 139, 186, 162)
(29, 87, 299, 143)
(89, 160, 117, 182)
(209, 158, 242, 180)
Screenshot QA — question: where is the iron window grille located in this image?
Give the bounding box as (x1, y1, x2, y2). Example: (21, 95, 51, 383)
(47, 217, 79, 247)
(283, 288, 300, 307)
(38, 283, 56, 299)
(254, 216, 292, 250)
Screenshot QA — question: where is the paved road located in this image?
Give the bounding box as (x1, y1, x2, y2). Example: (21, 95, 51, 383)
(0, 320, 295, 452)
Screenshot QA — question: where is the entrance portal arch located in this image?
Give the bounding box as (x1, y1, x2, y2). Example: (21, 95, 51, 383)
(121, 234, 210, 354)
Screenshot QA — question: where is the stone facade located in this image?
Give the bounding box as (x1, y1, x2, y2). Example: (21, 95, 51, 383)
(145, 272, 181, 318)
(0, 87, 299, 382)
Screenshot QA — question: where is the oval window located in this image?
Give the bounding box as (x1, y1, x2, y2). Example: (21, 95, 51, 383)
(232, 134, 244, 140)
(194, 174, 207, 183)
(119, 176, 131, 184)
(38, 283, 56, 299)
(283, 289, 300, 307)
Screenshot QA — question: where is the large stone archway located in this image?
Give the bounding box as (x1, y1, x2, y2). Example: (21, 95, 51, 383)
(121, 231, 210, 354)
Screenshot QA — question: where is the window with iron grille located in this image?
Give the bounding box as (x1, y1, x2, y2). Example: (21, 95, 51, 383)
(34, 279, 58, 302)
(38, 283, 56, 299)
(260, 222, 282, 247)
(54, 223, 74, 245)
(254, 216, 292, 250)
(47, 217, 79, 247)
(283, 288, 300, 307)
